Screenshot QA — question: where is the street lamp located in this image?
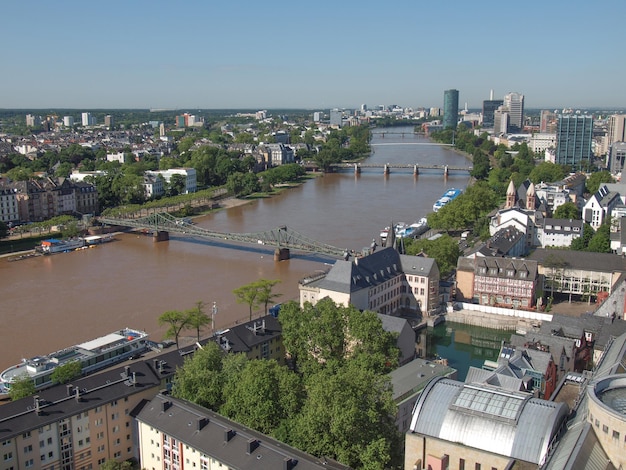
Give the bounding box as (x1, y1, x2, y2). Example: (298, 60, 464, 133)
(212, 301, 218, 335)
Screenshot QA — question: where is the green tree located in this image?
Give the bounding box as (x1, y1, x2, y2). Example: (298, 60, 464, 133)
(528, 162, 566, 184)
(9, 374, 36, 401)
(50, 360, 82, 384)
(158, 310, 190, 349)
(571, 223, 594, 250)
(171, 342, 224, 410)
(586, 171, 613, 194)
(553, 202, 580, 219)
(256, 279, 282, 316)
(99, 460, 136, 470)
(6, 166, 33, 181)
(167, 173, 186, 197)
(587, 222, 611, 253)
(404, 234, 459, 276)
(288, 362, 399, 469)
(186, 301, 211, 342)
(0, 220, 8, 239)
(233, 282, 261, 321)
(279, 299, 399, 375)
(220, 360, 302, 435)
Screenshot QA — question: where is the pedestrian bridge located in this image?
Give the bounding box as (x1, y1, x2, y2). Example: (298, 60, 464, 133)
(98, 213, 348, 260)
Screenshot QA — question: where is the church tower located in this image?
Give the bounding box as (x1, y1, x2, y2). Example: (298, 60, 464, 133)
(526, 182, 536, 209)
(505, 180, 516, 208)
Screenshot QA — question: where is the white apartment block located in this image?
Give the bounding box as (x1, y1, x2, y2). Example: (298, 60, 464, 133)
(145, 168, 197, 194)
(540, 218, 583, 248)
(106, 152, 125, 164)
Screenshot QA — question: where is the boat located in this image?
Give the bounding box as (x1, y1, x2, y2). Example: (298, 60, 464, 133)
(380, 218, 429, 245)
(39, 238, 85, 254)
(0, 328, 149, 396)
(433, 188, 462, 212)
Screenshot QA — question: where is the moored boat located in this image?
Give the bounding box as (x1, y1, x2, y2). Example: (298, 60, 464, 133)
(433, 188, 462, 212)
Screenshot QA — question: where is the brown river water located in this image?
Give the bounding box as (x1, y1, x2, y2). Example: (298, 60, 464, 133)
(0, 127, 471, 371)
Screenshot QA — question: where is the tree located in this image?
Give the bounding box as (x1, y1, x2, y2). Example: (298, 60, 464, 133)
(233, 282, 261, 321)
(587, 222, 611, 253)
(167, 173, 186, 197)
(186, 301, 211, 342)
(571, 223, 594, 250)
(553, 202, 580, 220)
(99, 460, 136, 470)
(171, 342, 225, 410)
(220, 360, 302, 435)
(255, 279, 282, 316)
(9, 374, 36, 401)
(288, 362, 400, 469)
(528, 162, 566, 184)
(50, 360, 82, 384)
(404, 234, 459, 276)
(0, 220, 8, 239)
(586, 171, 613, 194)
(158, 310, 190, 349)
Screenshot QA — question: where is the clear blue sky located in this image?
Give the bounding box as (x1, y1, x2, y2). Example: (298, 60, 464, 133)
(2, 0, 625, 110)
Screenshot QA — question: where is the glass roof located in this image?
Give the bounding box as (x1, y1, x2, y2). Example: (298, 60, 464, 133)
(453, 385, 526, 420)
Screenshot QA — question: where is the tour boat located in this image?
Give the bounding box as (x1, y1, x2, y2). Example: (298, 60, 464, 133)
(432, 188, 462, 212)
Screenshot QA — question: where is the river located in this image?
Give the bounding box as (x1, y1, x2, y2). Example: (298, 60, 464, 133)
(0, 126, 473, 371)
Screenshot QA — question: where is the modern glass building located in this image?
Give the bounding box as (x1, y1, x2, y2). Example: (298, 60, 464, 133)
(443, 89, 459, 130)
(555, 115, 594, 170)
(482, 99, 503, 128)
(503, 92, 524, 132)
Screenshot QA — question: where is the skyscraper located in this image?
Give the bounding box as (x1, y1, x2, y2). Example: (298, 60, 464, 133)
(503, 92, 524, 132)
(555, 115, 593, 170)
(443, 89, 459, 130)
(482, 99, 504, 128)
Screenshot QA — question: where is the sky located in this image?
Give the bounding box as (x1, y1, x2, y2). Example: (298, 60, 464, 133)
(2, 0, 626, 110)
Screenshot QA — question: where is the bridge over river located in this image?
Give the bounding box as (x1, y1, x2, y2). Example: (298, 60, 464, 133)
(98, 213, 348, 260)
(331, 162, 472, 175)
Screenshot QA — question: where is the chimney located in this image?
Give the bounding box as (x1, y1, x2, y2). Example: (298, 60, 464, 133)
(34, 395, 42, 415)
(283, 457, 297, 470)
(262, 319, 266, 332)
(131, 372, 136, 385)
(224, 429, 236, 442)
(196, 417, 208, 431)
(246, 439, 259, 454)
(161, 400, 171, 412)
(66, 384, 74, 397)
(75, 387, 82, 402)
(124, 365, 130, 377)
(153, 359, 159, 369)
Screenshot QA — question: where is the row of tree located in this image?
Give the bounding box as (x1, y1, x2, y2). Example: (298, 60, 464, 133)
(172, 298, 402, 469)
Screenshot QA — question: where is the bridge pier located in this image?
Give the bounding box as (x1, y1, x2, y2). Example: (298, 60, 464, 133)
(383, 164, 390, 175)
(354, 163, 361, 175)
(153, 231, 169, 242)
(414, 164, 419, 175)
(274, 248, 290, 261)
(444, 165, 449, 177)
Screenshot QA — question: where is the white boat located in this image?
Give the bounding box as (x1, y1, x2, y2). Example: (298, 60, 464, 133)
(0, 328, 149, 396)
(380, 218, 428, 244)
(433, 188, 462, 212)
(39, 238, 85, 254)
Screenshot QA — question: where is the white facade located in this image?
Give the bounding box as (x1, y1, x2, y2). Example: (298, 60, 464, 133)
(106, 152, 125, 163)
(583, 185, 621, 229)
(530, 133, 556, 154)
(504, 92, 524, 130)
(70, 170, 107, 182)
(540, 219, 583, 248)
(81, 112, 95, 126)
(145, 168, 197, 194)
(63, 116, 74, 127)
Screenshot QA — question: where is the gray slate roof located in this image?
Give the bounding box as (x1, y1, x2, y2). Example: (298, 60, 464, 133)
(136, 394, 351, 470)
(528, 248, 626, 273)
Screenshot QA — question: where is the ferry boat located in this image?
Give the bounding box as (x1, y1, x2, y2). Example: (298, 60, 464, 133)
(0, 328, 148, 396)
(432, 188, 462, 212)
(39, 238, 85, 254)
(380, 218, 429, 244)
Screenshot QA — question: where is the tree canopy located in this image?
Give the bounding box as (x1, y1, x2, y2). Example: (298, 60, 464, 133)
(50, 360, 82, 384)
(9, 374, 36, 401)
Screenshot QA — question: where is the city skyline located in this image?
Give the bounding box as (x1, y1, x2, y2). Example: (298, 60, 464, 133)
(2, 0, 625, 110)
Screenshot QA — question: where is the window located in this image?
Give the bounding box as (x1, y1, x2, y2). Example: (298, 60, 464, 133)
(4, 453, 13, 461)
(97, 432, 104, 440)
(23, 432, 31, 439)
(459, 459, 465, 470)
(25, 459, 34, 468)
(475, 464, 481, 470)
(603, 424, 609, 433)
(613, 430, 620, 440)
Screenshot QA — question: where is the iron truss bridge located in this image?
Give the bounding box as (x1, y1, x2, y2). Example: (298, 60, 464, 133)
(98, 213, 347, 258)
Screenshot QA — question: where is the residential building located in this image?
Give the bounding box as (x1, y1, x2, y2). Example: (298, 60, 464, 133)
(493, 105, 509, 135)
(583, 184, 621, 229)
(104, 115, 114, 128)
(73, 181, 99, 216)
(136, 394, 350, 470)
(213, 315, 285, 364)
(63, 116, 74, 127)
(143, 173, 164, 199)
(481, 99, 503, 128)
(471, 226, 526, 257)
(0, 361, 162, 470)
(534, 182, 578, 215)
(0, 186, 19, 224)
(503, 92, 524, 132)
(604, 114, 626, 156)
(299, 247, 440, 316)
(145, 168, 197, 194)
(404, 376, 568, 470)
(81, 112, 95, 127)
(456, 256, 538, 309)
(377, 314, 416, 366)
(442, 89, 459, 130)
(26, 114, 41, 127)
(530, 132, 556, 155)
(541, 217, 583, 248)
(106, 152, 125, 164)
(555, 114, 594, 170)
(265, 143, 294, 166)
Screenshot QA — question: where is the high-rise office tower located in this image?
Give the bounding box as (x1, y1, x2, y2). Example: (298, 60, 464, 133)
(443, 89, 459, 130)
(330, 109, 342, 127)
(482, 98, 504, 128)
(555, 115, 593, 170)
(503, 92, 524, 132)
(493, 106, 509, 135)
(608, 114, 626, 145)
(104, 115, 114, 127)
(81, 112, 94, 126)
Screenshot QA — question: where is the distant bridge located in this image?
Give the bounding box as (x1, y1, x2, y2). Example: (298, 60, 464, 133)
(370, 142, 454, 146)
(98, 213, 347, 260)
(330, 162, 472, 175)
